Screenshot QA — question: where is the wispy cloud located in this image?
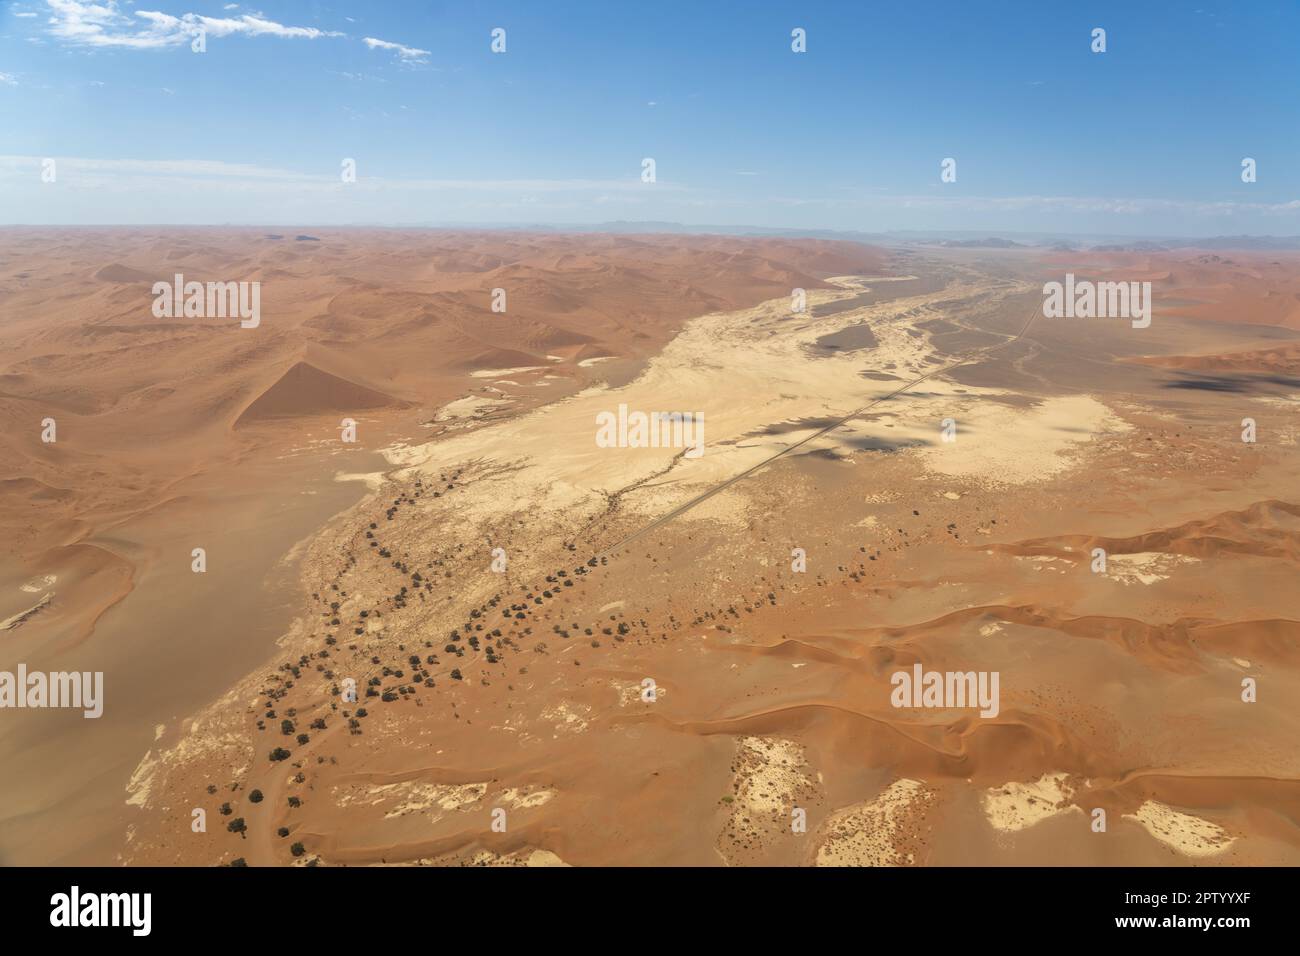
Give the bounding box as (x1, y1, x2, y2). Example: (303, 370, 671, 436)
(0, 155, 685, 195)
(42, 0, 342, 49)
(0, 152, 688, 222)
(363, 36, 431, 62)
(0, 73, 18, 86)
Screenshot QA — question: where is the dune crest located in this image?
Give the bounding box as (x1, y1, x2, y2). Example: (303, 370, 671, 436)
(234, 360, 402, 426)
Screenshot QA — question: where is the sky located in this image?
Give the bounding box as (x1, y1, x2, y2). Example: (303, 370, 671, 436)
(2, 0, 1299, 235)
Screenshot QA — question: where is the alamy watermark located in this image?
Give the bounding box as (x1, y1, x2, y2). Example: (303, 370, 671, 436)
(50, 886, 150, 936)
(1043, 273, 1151, 329)
(0, 665, 103, 718)
(890, 663, 999, 718)
(595, 403, 704, 458)
(152, 273, 260, 328)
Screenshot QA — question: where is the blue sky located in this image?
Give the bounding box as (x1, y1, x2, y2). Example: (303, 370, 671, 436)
(2, 0, 1299, 234)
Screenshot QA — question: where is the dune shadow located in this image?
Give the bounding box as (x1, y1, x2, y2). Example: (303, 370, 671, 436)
(1163, 373, 1300, 394)
(837, 435, 932, 452)
(806, 323, 880, 357)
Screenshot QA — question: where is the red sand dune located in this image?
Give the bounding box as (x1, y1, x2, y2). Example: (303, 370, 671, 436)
(235, 361, 403, 426)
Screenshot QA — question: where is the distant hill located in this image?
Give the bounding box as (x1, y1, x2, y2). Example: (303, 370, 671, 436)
(926, 237, 1027, 249)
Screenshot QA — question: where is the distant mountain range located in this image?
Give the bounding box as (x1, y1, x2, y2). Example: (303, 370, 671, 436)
(470, 222, 1300, 252)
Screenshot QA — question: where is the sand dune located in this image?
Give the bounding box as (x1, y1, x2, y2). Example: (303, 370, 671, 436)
(989, 499, 1300, 564)
(1042, 249, 1300, 330)
(235, 361, 402, 425)
(1126, 341, 1300, 375)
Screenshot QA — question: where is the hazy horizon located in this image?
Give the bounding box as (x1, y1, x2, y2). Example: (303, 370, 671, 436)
(6, 221, 1300, 249)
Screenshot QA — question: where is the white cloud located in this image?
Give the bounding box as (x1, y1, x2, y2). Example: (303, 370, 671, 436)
(188, 14, 342, 40)
(0, 73, 18, 86)
(363, 36, 430, 62)
(42, 0, 343, 49)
